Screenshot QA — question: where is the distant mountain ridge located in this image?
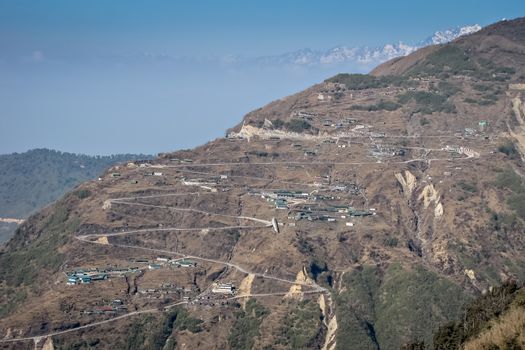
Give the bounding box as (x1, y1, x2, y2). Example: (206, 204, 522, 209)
(0, 148, 152, 220)
(243, 24, 482, 67)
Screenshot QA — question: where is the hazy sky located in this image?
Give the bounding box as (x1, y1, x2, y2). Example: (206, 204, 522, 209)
(1, 1, 524, 155)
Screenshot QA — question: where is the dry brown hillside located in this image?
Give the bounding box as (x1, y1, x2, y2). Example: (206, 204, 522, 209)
(1, 16, 525, 350)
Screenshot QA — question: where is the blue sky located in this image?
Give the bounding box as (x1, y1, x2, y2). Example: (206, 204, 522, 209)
(0, 1, 524, 155)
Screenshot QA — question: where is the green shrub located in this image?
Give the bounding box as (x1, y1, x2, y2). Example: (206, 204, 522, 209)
(285, 119, 312, 133)
(420, 117, 430, 126)
(383, 237, 399, 247)
(272, 119, 285, 129)
(498, 142, 519, 159)
(74, 188, 91, 199)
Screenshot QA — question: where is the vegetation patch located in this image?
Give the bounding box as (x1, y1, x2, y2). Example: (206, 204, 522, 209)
(437, 81, 461, 97)
(228, 298, 269, 350)
(326, 73, 405, 90)
(0, 199, 81, 316)
(335, 263, 470, 350)
(270, 118, 313, 133)
(433, 281, 524, 350)
(456, 180, 478, 194)
(498, 141, 520, 159)
(494, 169, 525, 220)
(102, 307, 203, 350)
(74, 188, 91, 199)
(398, 91, 455, 114)
(276, 299, 324, 349)
(405, 46, 515, 81)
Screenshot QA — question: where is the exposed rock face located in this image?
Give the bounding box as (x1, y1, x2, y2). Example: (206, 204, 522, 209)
(395, 170, 417, 197)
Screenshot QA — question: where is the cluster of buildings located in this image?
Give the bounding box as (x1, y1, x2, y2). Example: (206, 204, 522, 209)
(66, 270, 109, 285)
(261, 185, 366, 211)
(211, 282, 236, 295)
(291, 205, 374, 222)
(169, 158, 194, 163)
(138, 283, 197, 299)
(261, 190, 310, 210)
(65, 262, 163, 285)
(148, 257, 197, 270)
(82, 300, 127, 315)
(443, 145, 480, 158)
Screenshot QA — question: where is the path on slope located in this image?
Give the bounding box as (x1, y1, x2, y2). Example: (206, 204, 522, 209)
(1, 153, 480, 344)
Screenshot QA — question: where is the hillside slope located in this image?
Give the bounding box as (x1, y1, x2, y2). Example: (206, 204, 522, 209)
(1, 17, 525, 350)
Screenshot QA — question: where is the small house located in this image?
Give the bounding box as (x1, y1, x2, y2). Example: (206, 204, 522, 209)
(175, 259, 196, 268)
(274, 199, 288, 210)
(67, 276, 79, 285)
(212, 283, 235, 295)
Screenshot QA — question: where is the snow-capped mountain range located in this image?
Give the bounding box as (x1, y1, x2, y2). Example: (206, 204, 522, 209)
(245, 24, 481, 67)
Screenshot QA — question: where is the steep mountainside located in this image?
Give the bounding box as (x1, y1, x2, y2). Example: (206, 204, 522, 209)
(433, 281, 525, 349)
(1, 17, 525, 350)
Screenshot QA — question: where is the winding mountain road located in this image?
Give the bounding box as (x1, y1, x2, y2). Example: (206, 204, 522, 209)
(1, 154, 479, 344)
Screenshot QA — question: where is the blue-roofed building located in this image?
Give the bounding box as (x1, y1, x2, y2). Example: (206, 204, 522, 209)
(67, 276, 79, 285)
(148, 263, 162, 270)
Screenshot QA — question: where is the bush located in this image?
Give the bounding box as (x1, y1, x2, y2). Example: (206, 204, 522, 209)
(75, 188, 91, 199)
(420, 117, 430, 126)
(498, 142, 519, 159)
(384, 237, 399, 247)
(285, 119, 312, 133)
(272, 119, 285, 129)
